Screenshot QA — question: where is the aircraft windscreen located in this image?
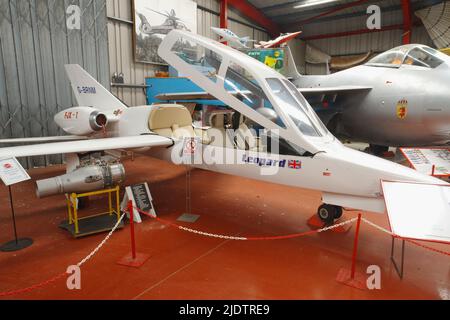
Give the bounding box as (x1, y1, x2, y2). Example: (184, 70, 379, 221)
(366, 49, 408, 67)
(223, 61, 287, 129)
(404, 47, 444, 68)
(366, 45, 445, 68)
(282, 79, 329, 136)
(266, 78, 327, 137)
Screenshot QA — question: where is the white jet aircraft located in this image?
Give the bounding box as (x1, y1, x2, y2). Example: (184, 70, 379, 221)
(0, 30, 444, 224)
(211, 27, 254, 49)
(254, 31, 302, 49)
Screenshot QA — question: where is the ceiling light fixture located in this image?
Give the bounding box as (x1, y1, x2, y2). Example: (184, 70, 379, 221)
(293, 0, 341, 9)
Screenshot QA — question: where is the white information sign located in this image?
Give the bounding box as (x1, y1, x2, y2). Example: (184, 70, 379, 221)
(0, 157, 31, 186)
(382, 180, 450, 243)
(121, 182, 156, 223)
(400, 148, 450, 176)
(181, 137, 202, 164)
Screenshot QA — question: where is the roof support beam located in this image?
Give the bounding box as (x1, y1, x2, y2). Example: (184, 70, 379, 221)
(302, 20, 422, 41)
(220, 0, 228, 29)
(283, 0, 369, 30)
(227, 0, 281, 37)
(220, 0, 228, 45)
(402, 0, 412, 44)
(302, 24, 403, 41)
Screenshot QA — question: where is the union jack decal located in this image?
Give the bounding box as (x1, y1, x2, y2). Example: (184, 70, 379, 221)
(288, 160, 302, 170)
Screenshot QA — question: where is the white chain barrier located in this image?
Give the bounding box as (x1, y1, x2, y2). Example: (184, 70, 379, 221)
(137, 203, 359, 241)
(0, 212, 126, 297)
(77, 213, 126, 267)
(361, 217, 394, 236)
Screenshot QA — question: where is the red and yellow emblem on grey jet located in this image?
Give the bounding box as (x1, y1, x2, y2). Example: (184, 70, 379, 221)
(396, 99, 408, 120)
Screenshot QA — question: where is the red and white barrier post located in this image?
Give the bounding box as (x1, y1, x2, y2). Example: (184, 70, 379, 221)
(116, 201, 150, 268)
(128, 200, 136, 260)
(350, 213, 362, 279)
(336, 213, 366, 290)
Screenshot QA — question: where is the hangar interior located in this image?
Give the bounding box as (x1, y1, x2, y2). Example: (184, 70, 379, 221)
(0, 0, 449, 300)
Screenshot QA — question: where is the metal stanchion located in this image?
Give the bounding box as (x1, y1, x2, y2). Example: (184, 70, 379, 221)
(1, 185, 33, 252)
(116, 201, 149, 268)
(336, 213, 366, 290)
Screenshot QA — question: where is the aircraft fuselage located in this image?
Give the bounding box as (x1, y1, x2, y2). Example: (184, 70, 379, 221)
(296, 64, 450, 147)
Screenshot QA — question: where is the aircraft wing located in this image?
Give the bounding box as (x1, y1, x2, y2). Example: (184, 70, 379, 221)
(0, 135, 173, 158)
(299, 85, 372, 95)
(0, 135, 88, 144)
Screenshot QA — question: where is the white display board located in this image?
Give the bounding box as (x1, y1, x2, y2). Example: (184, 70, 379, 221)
(0, 157, 30, 186)
(400, 148, 450, 176)
(121, 182, 156, 223)
(133, 0, 197, 64)
(382, 181, 450, 243)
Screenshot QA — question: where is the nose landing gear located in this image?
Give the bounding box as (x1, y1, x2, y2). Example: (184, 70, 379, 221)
(317, 204, 343, 225)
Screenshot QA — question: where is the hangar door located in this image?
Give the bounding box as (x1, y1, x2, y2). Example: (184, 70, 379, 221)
(0, 0, 109, 168)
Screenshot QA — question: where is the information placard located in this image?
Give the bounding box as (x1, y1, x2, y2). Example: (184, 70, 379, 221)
(121, 182, 156, 223)
(0, 157, 30, 186)
(400, 148, 450, 176)
(382, 180, 450, 243)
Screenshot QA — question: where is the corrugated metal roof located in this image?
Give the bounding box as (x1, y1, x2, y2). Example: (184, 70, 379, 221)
(248, 0, 436, 27)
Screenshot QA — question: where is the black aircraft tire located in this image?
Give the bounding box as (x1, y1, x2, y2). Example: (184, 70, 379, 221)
(334, 206, 343, 219)
(317, 204, 337, 225)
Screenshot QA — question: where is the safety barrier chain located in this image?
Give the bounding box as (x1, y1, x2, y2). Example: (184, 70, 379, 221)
(77, 213, 126, 267)
(138, 207, 450, 255)
(0, 213, 125, 298)
(2, 207, 449, 298)
(136, 206, 357, 241)
(361, 217, 450, 257)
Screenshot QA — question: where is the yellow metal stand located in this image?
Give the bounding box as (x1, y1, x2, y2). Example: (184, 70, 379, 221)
(66, 186, 121, 235)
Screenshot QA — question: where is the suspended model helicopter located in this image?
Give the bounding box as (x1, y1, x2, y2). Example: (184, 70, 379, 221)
(0, 31, 444, 225)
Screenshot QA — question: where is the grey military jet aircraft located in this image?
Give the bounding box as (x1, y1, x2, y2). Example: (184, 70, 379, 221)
(287, 44, 450, 153)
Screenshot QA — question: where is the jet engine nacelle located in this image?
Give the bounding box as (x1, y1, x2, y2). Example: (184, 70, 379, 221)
(35, 163, 125, 198)
(54, 106, 108, 136)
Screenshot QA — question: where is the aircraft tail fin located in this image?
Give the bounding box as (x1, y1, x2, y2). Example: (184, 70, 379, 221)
(65, 64, 128, 111)
(284, 46, 302, 80)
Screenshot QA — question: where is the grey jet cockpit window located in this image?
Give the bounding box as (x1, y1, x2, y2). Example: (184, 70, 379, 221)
(366, 45, 445, 69)
(403, 47, 444, 68)
(366, 49, 407, 67)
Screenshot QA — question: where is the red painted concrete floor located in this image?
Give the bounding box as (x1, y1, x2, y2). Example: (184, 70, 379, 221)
(0, 155, 449, 300)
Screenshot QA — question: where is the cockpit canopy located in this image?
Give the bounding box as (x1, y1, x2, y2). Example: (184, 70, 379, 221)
(365, 44, 449, 69)
(159, 30, 332, 154)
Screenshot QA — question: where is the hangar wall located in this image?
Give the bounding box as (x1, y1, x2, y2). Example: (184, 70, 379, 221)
(0, 0, 109, 168)
(107, 0, 270, 107)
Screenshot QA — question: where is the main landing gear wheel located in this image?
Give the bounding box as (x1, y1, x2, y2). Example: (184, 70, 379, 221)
(369, 144, 389, 156)
(317, 204, 343, 225)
